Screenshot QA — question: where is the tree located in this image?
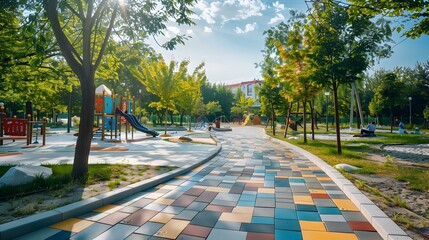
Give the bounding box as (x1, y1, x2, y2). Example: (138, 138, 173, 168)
(134, 56, 188, 135)
(176, 63, 206, 130)
(206, 101, 222, 119)
(4, 0, 196, 178)
(307, 1, 392, 153)
(347, 0, 428, 38)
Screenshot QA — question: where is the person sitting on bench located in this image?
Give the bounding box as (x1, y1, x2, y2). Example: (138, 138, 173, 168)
(361, 121, 376, 135)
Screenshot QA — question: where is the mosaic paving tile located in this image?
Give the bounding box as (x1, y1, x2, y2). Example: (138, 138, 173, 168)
(207, 228, 247, 240)
(94, 204, 122, 213)
(98, 211, 130, 225)
(219, 212, 252, 223)
(297, 211, 322, 222)
(332, 199, 359, 211)
(176, 234, 205, 240)
(348, 221, 376, 231)
(301, 230, 358, 240)
(171, 195, 197, 207)
(45, 231, 74, 240)
(342, 211, 368, 222)
(186, 201, 209, 211)
(240, 223, 275, 233)
(275, 229, 303, 240)
(135, 222, 164, 235)
(324, 221, 353, 233)
(150, 212, 175, 223)
(299, 220, 326, 231)
(233, 206, 254, 214)
(50, 218, 94, 233)
(275, 219, 301, 231)
(162, 206, 185, 214)
(354, 231, 383, 240)
(122, 209, 159, 226)
(195, 191, 218, 202)
(253, 207, 274, 217)
(317, 207, 341, 215)
(154, 219, 190, 239)
(205, 204, 234, 212)
(275, 208, 298, 220)
(214, 220, 242, 230)
(181, 224, 212, 238)
(246, 232, 274, 240)
(125, 233, 151, 240)
(119, 206, 141, 214)
(68, 223, 111, 240)
(190, 210, 222, 227)
(15, 227, 61, 240)
(173, 209, 200, 220)
(296, 204, 317, 212)
(93, 224, 138, 240)
(78, 212, 109, 221)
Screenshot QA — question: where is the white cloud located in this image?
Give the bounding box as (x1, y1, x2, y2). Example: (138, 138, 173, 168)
(273, 1, 285, 12)
(193, 0, 267, 24)
(186, 29, 194, 35)
(268, 13, 285, 24)
(194, 0, 221, 24)
(204, 26, 213, 33)
(167, 26, 180, 34)
(235, 22, 257, 34)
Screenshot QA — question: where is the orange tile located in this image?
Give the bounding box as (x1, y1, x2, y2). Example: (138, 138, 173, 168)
(302, 230, 358, 240)
(293, 196, 314, 205)
(332, 199, 359, 211)
(310, 193, 330, 199)
(232, 206, 254, 214)
(258, 188, 275, 194)
(150, 213, 175, 223)
(93, 204, 121, 213)
(317, 177, 332, 181)
(302, 175, 316, 178)
(219, 212, 252, 223)
(154, 219, 190, 239)
(153, 198, 175, 205)
(299, 221, 326, 231)
(50, 218, 94, 233)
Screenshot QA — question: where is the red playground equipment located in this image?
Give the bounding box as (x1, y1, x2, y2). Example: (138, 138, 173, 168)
(0, 105, 47, 146)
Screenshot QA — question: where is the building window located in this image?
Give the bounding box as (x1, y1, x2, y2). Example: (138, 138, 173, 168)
(247, 85, 253, 96)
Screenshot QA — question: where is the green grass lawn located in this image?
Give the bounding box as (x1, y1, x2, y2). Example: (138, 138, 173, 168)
(267, 130, 429, 192)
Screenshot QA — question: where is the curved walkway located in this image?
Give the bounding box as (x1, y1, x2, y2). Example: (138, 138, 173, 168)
(2, 127, 408, 239)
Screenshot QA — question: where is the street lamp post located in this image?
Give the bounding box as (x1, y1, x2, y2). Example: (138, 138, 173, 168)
(0, 102, 4, 146)
(139, 89, 142, 120)
(409, 96, 412, 125)
(324, 92, 330, 132)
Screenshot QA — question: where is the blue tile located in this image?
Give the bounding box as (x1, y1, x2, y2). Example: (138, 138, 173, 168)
(237, 200, 255, 206)
(252, 216, 275, 224)
(297, 211, 322, 221)
(70, 223, 111, 240)
(135, 222, 163, 235)
(275, 219, 301, 231)
(264, 181, 275, 187)
(93, 224, 138, 240)
(240, 194, 257, 201)
(296, 204, 317, 212)
(289, 178, 306, 183)
(317, 207, 341, 215)
(46, 231, 74, 240)
(257, 193, 275, 198)
(275, 230, 303, 240)
(275, 208, 297, 220)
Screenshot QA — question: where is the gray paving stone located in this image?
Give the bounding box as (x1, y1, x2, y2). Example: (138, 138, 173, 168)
(93, 224, 138, 240)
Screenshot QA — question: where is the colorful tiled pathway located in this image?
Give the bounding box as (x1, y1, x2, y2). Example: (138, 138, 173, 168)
(16, 127, 383, 240)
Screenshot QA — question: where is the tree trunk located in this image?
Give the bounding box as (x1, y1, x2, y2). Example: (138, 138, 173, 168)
(271, 103, 275, 135)
(333, 80, 342, 154)
(284, 102, 293, 138)
(164, 108, 168, 135)
(72, 77, 95, 178)
(303, 100, 307, 144)
(310, 100, 315, 140)
(179, 112, 184, 126)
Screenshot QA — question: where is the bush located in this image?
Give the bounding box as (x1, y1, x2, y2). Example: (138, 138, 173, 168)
(72, 116, 80, 126)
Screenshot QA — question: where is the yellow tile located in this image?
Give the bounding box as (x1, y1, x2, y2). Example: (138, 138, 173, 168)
(299, 221, 326, 231)
(317, 177, 332, 181)
(219, 213, 252, 223)
(232, 206, 254, 214)
(145, 192, 165, 199)
(302, 230, 358, 240)
(150, 213, 175, 223)
(50, 218, 94, 233)
(193, 165, 205, 171)
(302, 175, 316, 178)
(93, 204, 121, 213)
(293, 196, 314, 205)
(333, 199, 359, 211)
(206, 187, 230, 193)
(153, 198, 175, 205)
(176, 175, 191, 179)
(309, 189, 326, 194)
(275, 176, 289, 179)
(258, 188, 275, 194)
(154, 219, 190, 239)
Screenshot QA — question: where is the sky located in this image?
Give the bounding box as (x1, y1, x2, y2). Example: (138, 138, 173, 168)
(149, 0, 429, 85)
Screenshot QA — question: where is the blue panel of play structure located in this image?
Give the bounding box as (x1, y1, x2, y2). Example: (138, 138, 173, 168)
(128, 101, 133, 114)
(104, 116, 116, 130)
(104, 96, 113, 114)
(115, 98, 121, 110)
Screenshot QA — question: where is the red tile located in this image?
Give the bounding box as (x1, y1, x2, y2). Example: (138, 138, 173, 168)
(348, 221, 376, 231)
(182, 224, 212, 238)
(247, 232, 274, 240)
(98, 212, 130, 225)
(310, 193, 330, 199)
(205, 205, 234, 212)
(185, 188, 206, 196)
(195, 191, 218, 203)
(121, 209, 158, 226)
(172, 195, 198, 207)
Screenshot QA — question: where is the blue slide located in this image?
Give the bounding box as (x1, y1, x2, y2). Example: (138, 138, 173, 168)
(115, 108, 159, 137)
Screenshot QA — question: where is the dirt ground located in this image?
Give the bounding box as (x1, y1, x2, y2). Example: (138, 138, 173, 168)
(353, 146, 429, 240)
